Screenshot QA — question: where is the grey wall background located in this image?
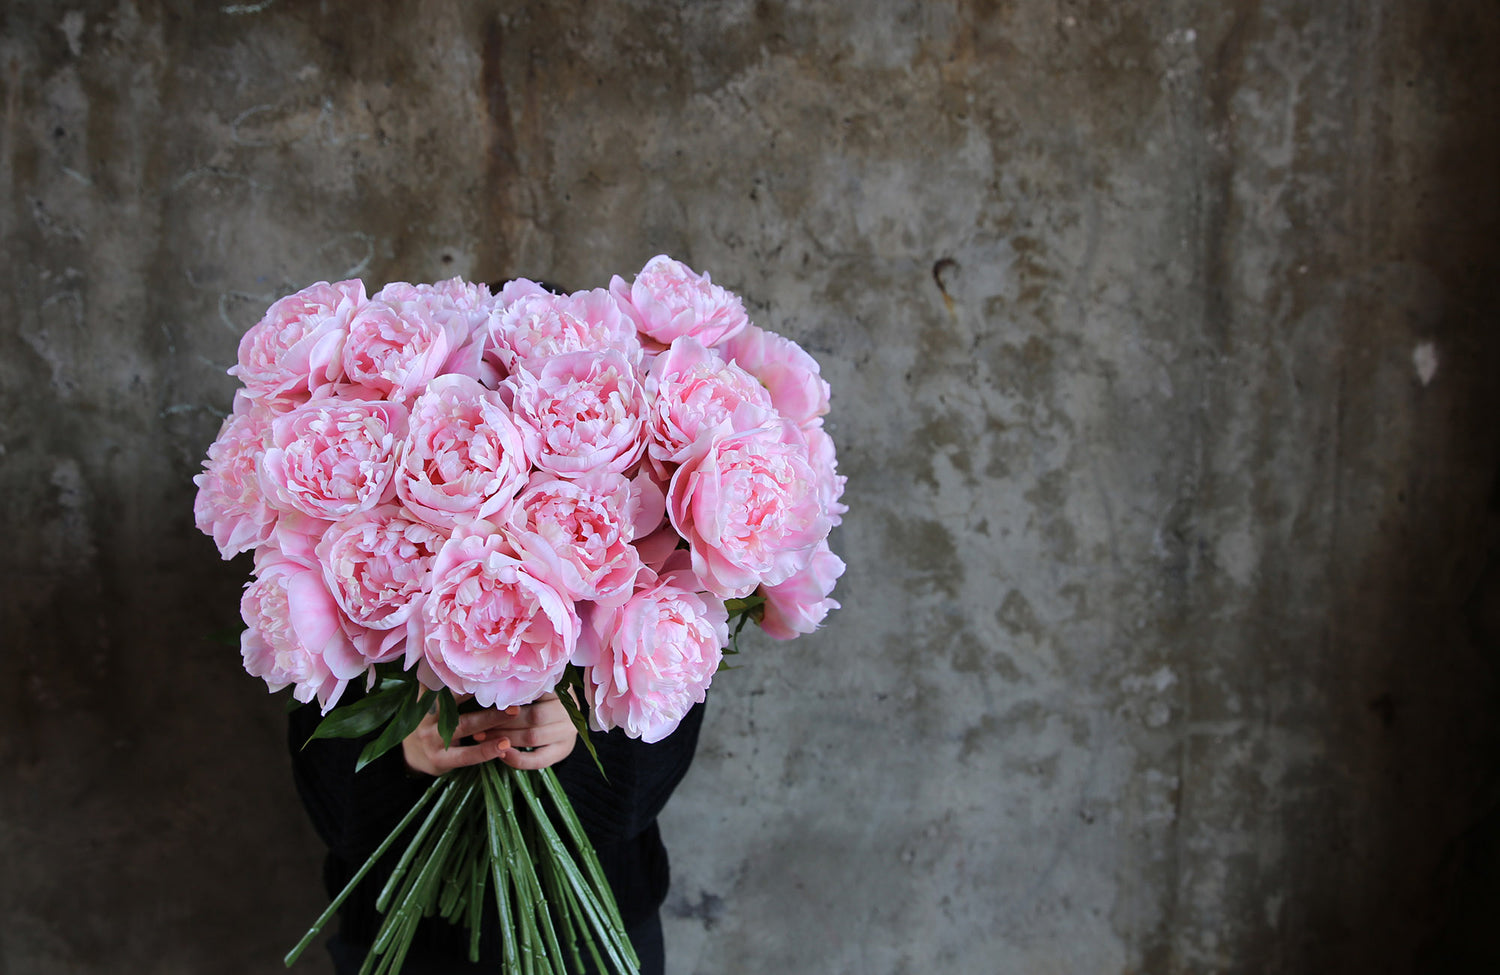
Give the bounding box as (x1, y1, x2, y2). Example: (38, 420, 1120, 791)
(3, 2, 1499, 973)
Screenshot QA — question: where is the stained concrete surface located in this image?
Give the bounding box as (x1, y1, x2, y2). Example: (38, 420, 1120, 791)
(3, 2, 1500, 973)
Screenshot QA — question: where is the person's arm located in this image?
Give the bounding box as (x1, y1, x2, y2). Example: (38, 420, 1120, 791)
(288, 702, 430, 864)
(288, 692, 579, 863)
(552, 701, 707, 845)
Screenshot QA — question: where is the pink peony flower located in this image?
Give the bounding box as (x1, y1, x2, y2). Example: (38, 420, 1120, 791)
(258, 398, 408, 522)
(492, 277, 551, 307)
(644, 336, 775, 472)
(801, 421, 848, 527)
(610, 255, 750, 347)
(231, 279, 365, 411)
(240, 544, 366, 710)
(340, 293, 471, 402)
(721, 324, 831, 426)
(633, 525, 683, 576)
(421, 276, 493, 311)
(759, 539, 845, 640)
(316, 504, 447, 663)
(194, 395, 278, 558)
(395, 374, 531, 528)
(416, 524, 579, 708)
(484, 287, 642, 374)
(506, 471, 648, 605)
(460, 278, 551, 385)
(578, 563, 726, 742)
(503, 350, 649, 478)
(667, 418, 832, 599)
(265, 508, 334, 565)
(374, 279, 493, 382)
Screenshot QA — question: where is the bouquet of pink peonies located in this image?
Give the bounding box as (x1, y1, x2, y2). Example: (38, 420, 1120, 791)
(193, 256, 846, 974)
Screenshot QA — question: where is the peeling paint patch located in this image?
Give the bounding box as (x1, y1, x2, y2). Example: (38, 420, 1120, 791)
(59, 11, 85, 57)
(1412, 342, 1438, 386)
(995, 588, 1041, 638)
(42, 458, 97, 573)
(221, 1, 275, 14)
(1214, 527, 1257, 588)
(1122, 666, 1178, 695)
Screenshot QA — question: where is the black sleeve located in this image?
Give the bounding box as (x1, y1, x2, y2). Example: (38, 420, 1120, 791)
(289, 698, 708, 858)
(286, 700, 431, 864)
(551, 701, 707, 846)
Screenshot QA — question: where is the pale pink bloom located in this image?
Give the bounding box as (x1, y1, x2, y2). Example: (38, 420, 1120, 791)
(759, 539, 845, 640)
(264, 507, 334, 564)
(341, 295, 469, 403)
(395, 375, 530, 528)
(374, 279, 492, 382)
(644, 336, 775, 472)
(504, 351, 649, 477)
(668, 418, 832, 599)
(578, 563, 726, 742)
(721, 324, 830, 425)
(801, 421, 848, 527)
(633, 525, 683, 575)
(375, 278, 490, 316)
(194, 396, 278, 558)
(485, 288, 642, 374)
(317, 505, 447, 663)
(493, 277, 552, 307)
(416, 524, 578, 709)
(258, 398, 408, 522)
(422, 276, 493, 311)
(240, 545, 366, 711)
(627, 469, 668, 538)
(610, 255, 750, 347)
(231, 280, 365, 411)
(461, 278, 551, 385)
(507, 471, 646, 605)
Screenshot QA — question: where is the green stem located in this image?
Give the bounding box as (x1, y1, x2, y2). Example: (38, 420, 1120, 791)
(481, 765, 523, 974)
(283, 775, 446, 967)
(535, 769, 629, 939)
(374, 774, 462, 912)
(515, 771, 639, 974)
(535, 816, 593, 975)
(466, 842, 488, 963)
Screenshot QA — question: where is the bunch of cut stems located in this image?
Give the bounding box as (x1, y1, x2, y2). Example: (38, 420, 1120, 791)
(284, 762, 639, 975)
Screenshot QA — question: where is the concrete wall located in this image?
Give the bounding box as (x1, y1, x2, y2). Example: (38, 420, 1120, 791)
(3, 2, 1498, 972)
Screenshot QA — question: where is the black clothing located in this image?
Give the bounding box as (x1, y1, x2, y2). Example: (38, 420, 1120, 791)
(324, 912, 663, 975)
(287, 700, 703, 974)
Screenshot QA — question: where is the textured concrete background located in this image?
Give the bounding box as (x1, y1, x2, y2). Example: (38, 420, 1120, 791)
(3, 2, 1499, 973)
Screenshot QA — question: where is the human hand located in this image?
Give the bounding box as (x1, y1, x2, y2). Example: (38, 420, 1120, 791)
(401, 693, 578, 777)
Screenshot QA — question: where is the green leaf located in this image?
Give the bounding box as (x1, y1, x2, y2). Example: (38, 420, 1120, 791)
(438, 688, 460, 749)
(555, 665, 604, 777)
(723, 593, 766, 616)
(728, 609, 757, 657)
(304, 678, 413, 746)
(355, 685, 432, 773)
(722, 591, 767, 659)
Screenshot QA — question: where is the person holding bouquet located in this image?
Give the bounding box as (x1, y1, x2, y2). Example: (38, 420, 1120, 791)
(289, 693, 705, 975)
(194, 258, 846, 974)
